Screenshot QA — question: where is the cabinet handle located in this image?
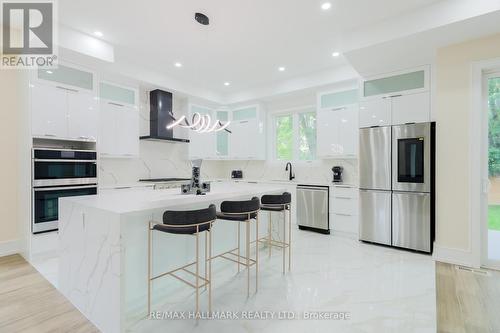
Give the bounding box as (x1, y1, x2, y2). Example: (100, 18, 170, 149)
(56, 86, 79, 93)
(389, 94, 402, 98)
(239, 120, 249, 124)
(108, 102, 124, 107)
(44, 134, 56, 137)
(331, 107, 346, 111)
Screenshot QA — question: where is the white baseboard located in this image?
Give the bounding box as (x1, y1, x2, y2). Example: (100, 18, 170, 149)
(0, 239, 20, 257)
(433, 245, 476, 268)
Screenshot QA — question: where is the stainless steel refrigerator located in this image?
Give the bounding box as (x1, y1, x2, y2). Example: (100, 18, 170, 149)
(359, 123, 435, 253)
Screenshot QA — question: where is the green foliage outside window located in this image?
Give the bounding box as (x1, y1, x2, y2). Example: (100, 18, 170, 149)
(488, 77, 500, 176)
(276, 115, 293, 160)
(298, 112, 316, 160)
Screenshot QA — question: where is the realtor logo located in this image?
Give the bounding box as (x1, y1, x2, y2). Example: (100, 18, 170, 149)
(1, 0, 57, 68)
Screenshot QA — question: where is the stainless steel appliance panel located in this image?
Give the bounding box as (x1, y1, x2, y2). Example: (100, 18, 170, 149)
(359, 189, 392, 245)
(392, 123, 431, 193)
(392, 191, 431, 252)
(297, 185, 329, 231)
(359, 126, 392, 190)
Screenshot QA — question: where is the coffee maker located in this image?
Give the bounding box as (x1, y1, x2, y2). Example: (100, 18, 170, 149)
(332, 166, 343, 183)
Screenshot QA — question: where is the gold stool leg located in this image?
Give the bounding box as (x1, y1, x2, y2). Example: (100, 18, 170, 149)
(256, 214, 259, 293)
(195, 227, 199, 314)
(268, 212, 272, 258)
(282, 209, 286, 274)
(288, 206, 292, 271)
(209, 228, 213, 313)
(147, 223, 152, 315)
(204, 231, 208, 291)
(246, 218, 250, 297)
(237, 222, 240, 273)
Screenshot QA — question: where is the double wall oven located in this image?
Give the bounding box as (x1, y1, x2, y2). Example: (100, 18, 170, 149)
(359, 122, 435, 253)
(32, 148, 98, 233)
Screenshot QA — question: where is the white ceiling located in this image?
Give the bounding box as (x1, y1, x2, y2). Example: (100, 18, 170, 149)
(57, 0, 500, 104)
(59, 0, 442, 93)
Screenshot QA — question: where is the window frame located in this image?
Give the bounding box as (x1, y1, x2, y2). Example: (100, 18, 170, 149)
(271, 106, 317, 162)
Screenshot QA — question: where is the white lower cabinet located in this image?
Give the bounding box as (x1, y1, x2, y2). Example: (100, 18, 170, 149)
(330, 186, 359, 235)
(100, 102, 139, 157)
(317, 105, 358, 158)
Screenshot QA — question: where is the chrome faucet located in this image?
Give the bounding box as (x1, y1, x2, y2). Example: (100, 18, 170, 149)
(285, 162, 295, 181)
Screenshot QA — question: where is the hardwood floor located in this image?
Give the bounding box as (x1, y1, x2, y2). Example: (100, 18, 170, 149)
(0, 254, 99, 333)
(436, 262, 500, 333)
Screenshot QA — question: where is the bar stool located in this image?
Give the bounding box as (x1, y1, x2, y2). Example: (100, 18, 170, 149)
(148, 204, 216, 314)
(259, 192, 292, 273)
(214, 197, 260, 296)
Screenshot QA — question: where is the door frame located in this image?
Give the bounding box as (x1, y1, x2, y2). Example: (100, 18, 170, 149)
(471, 58, 500, 268)
(481, 71, 500, 269)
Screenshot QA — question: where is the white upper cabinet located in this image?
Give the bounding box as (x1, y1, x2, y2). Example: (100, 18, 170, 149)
(215, 110, 229, 158)
(229, 105, 265, 160)
(188, 105, 216, 160)
(31, 82, 68, 138)
(359, 66, 431, 127)
(31, 64, 98, 140)
(317, 105, 358, 158)
(359, 98, 391, 128)
(391, 92, 430, 125)
(99, 82, 139, 157)
(361, 67, 429, 100)
(67, 90, 99, 140)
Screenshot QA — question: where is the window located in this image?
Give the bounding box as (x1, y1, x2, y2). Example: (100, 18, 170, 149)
(275, 115, 293, 160)
(274, 111, 316, 161)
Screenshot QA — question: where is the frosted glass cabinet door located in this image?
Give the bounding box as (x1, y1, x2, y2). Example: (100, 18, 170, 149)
(359, 98, 391, 128)
(37, 65, 94, 91)
(67, 91, 99, 140)
(31, 83, 68, 138)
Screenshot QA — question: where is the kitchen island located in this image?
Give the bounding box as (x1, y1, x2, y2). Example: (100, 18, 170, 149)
(58, 182, 286, 333)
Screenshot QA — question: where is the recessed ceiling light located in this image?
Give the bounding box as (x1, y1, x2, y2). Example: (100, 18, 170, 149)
(174, 62, 182, 68)
(332, 51, 340, 57)
(224, 82, 230, 86)
(321, 2, 332, 10)
(278, 66, 286, 72)
(93, 31, 103, 37)
(45, 70, 53, 74)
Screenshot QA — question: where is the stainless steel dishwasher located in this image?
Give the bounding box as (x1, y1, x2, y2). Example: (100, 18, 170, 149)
(297, 185, 330, 234)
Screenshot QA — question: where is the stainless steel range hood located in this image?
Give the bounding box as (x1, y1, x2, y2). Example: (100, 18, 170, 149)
(139, 89, 190, 143)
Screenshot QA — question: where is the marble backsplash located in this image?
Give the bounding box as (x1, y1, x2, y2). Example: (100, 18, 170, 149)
(99, 141, 358, 187)
(216, 159, 358, 186)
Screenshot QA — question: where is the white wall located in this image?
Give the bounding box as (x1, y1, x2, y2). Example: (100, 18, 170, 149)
(0, 70, 30, 257)
(434, 33, 500, 266)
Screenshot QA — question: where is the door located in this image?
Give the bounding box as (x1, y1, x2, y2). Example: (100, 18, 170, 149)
(31, 82, 68, 138)
(392, 191, 431, 252)
(359, 189, 391, 245)
(338, 105, 359, 156)
(99, 102, 118, 155)
(392, 123, 431, 192)
(117, 106, 139, 156)
(230, 119, 258, 159)
(359, 126, 391, 190)
(67, 90, 99, 140)
(484, 73, 500, 269)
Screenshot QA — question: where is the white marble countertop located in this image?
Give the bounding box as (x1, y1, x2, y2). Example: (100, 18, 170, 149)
(62, 182, 287, 214)
(210, 178, 358, 188)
